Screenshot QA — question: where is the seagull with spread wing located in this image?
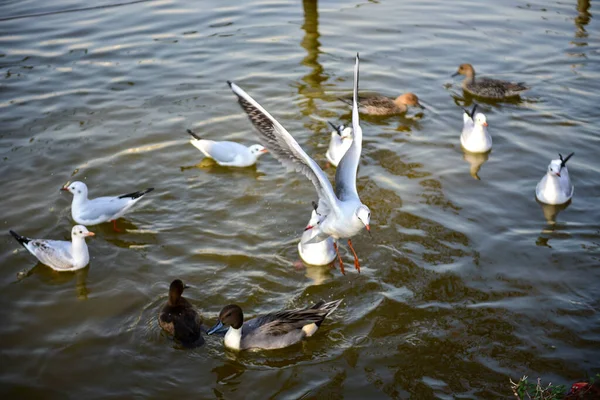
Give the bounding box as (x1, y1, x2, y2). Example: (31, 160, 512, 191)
(228, 53, 371, 273)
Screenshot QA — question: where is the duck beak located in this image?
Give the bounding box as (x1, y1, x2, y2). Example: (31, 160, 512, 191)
(207, 320, 224, 335)
(86, 232, 95, 237)
(183, 284, 191, 290)
(417, 103, 425, 110)
(451, 71, 460, 77)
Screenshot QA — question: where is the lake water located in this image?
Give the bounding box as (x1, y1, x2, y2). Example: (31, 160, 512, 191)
(1, 0, 599, 398)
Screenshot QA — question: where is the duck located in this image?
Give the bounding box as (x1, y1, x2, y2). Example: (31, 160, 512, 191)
(9, 225, 94, 271)
(535, 153, 574, 205)
(452, 63, 529, 99)
(61, 181, 154, 231)
(460, 104, 492, 153)
(207, 299, 342, 351)
(158, 279, 204, 348)
(298, 205, 336, 266)
(187, 129, 268, 167)
(325, 122, 353, 167)
(342, 93, 424, 116)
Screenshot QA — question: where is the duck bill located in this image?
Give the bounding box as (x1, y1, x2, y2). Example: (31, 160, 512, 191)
(451, 72, 460, 77)
(207, 320, 225, 335)
(417, 103, 425, 110)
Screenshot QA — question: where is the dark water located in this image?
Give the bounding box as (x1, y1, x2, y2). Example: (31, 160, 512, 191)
(1, 0, 599, 398)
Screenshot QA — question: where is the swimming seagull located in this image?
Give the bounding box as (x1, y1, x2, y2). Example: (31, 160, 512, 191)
(298, 203, 336, 266)
(535, 152, 574, 205)
(158, 279, 205, 348)
(61, 181, 154, 231)
(206, 299, 342, 350)
(187, 129, 268, 167)
(9, 225, 94, 271)
(340, 92, 424, 116)
(325, 122, 353, 167)
(228, 53, 371, 273)
(452, 63, 529, 99)
(460, 104, 492, 153)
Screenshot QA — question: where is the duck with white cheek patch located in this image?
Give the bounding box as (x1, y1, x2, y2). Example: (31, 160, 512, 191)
(9, 225, 94, 271)
(61, 181, 154, 232)
(207, 300, 342, 351)
(536, 153, 574, 205)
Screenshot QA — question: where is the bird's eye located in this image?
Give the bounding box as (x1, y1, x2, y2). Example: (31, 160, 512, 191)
(79, 230, 82, 234)
(368, 213, 371, 218)
(71, 187, 75, 189)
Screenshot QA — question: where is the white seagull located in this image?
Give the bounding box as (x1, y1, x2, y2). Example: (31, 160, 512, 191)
(325, 122, 353, 167)
(61, 181, 154, 231)
(187, 129, 268, 167)
(298, 204, 336, 266)
(10, 225, 94, 271)
(535, 153, 574, 205)
(460, 104, 492, 153)
(228, 53, 370, 273)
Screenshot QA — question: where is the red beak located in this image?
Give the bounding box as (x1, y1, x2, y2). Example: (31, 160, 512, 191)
(556, 172, 561, 177)
(483, 122, 488, 127)
(261, 149, 269, 154)
(60, 187, 69, 192)
(365, 224, 370, 232)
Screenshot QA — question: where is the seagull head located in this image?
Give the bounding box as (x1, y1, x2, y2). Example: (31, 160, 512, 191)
(547, 159, 562, 177)
(61, 181, 88, 198)
(71, 225, 95, 239)
(249, 144, 268, 157)
(474, 113, 488, 127)
(355, 205, 371, 234)
(340, 126, 353, 140)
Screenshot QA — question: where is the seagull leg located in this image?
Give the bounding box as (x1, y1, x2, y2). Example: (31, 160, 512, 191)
(111, 220, 122, 233)
(347, 239, 361, 273)
(333, 242, 345, 275)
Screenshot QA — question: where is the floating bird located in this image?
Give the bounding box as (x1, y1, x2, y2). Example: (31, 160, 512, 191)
(228, 53, 370, 274)
(61, 181, 154, 231)
(452, 63, 529, 99)
(187, 129, 268, 167)
(535, 152, 574, 205)
(460, 104, 492, 153)
(341, 92, 424, 116)
(298, 203, 336, 266)
(206, 299, 342, 350)
(158, 279, 204, 348)
(325, 122, 353, 167)
(9, 225, 94, 271)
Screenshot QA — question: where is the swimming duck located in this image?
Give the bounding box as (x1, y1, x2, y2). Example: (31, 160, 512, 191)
(535, 153, 574, 205)
(187, 129, 268, 167)
(452, 63, 529, 99)
(298, 205, 336, 266)
(61, 181, 154, 231)
(158, 279, 204, 348)
(9, 225, 94, 271)
(207, 299, 342, 350)
(325, 122, 353, 167)
(342, 93, 424, 116)
(460, 104, 492, 153)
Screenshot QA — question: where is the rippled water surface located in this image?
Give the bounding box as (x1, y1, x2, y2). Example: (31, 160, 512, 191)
(1, 0, 599, 398)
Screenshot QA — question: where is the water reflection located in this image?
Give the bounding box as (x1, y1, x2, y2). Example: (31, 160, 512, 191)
(462, 150, 490, 180)
(574, 0, 591, 40)
(536, 198, 571, 224)
(16, 264, 90, 299)
(212, 359, 246, 386)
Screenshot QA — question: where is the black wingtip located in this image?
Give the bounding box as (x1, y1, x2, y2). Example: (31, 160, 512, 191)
(187, 129, 201, 140)
(559, 152, 574, 167)
(356, 52, 360, 60)
(10, 230, 29, 247)
(327, 121, 341, 134)
(227, 80, 233, 88)
(464, 104, 478, 119)
(118, 187, 154, 200)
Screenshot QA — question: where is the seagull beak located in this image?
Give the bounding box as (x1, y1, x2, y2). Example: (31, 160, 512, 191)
(86, 232, 95, 237)
(365, 224, 372, 238)
(483, 122, 488, 127)
(451, 71, 460, 77)
(261, 149, 269, 154)
(556, 172, 561, 177)
(60, 187, 69, 192)
(207, 320, 224, 335)
(304, 224, 314, 231)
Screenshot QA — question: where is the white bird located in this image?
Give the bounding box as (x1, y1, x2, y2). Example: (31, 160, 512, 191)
(61, 181, 154, 231)
(10, 225, 94, 271)
(228, 53, 370, 274)
(536, 153, 574, 205)
(187, 129, 268, 167)
(325, 122, 353, 167)
(298, 205, 336, 266)
(460, 104, 492, 153)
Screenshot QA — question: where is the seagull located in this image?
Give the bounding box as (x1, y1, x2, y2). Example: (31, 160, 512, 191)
(158, 279, 204, 348)
(452, 63, 529, 99)
(9, 225, 94, 271)
(228, 53, 371, 273)
(298, 203, 336, 266)
(206, 299, 342, 351)
(535, 152, 574, 205)
(460, 104, 492, 153)
(187, 129, 268, 167)
(325, 122, 353, 167)
(340, 92, 424, 116)
(61, 181, 154, 231)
